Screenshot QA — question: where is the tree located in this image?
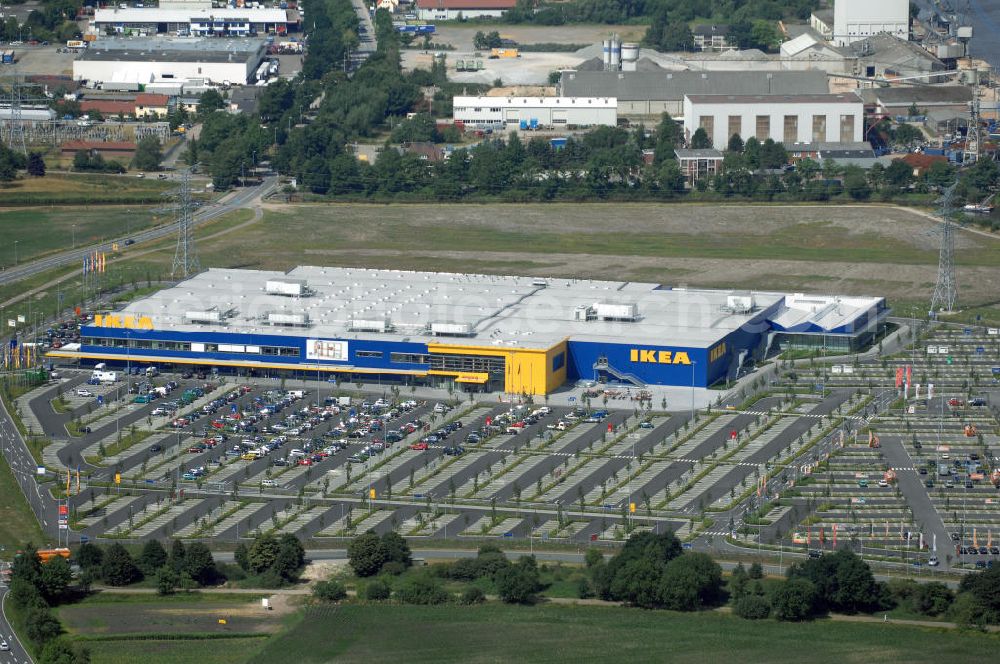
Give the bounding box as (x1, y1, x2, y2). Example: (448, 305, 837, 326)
(100, 543, 142, 586)
(658, 553, 724, 611)
(246, 533, 281, 575)
(786, 550, 882, 614)
(155, 566, 179, 595)
(272, 534, 306, 582)
(380, 531, 412, 569)
(912, 581, 953, 617)
(75, 543, 103, 571)
(25, 606, 62, 645)
(585, 548, 604, 568)
(843, 166, 871, 200)
(26, 152, 45, 177)
(138, 540, 168, 575)
(234, 542, 250, 571)
(347, 531, 387, 577)
(769, 578, 817, 621)
(168, 539, 187, 573)
(495, 555, 541, 604)
(690, 127, 712, 150)
(12, 545, 43, 586)
(39, 636, 91, 664)
(727, 133, 744, 154)
(132, 136, 163, 171)
(748, 562, 763, 580)
(198, 89, 225, 115)
(38, 557, 73, 604)
(182, 542, 217, 586)
(313, 579, 347, 602)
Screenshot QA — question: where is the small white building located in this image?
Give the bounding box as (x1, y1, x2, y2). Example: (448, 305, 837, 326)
(833, 0, 909, 47)
(683, 93, 864, 149)
(453, 96, 617, 129)
(415, 0, 516, 21)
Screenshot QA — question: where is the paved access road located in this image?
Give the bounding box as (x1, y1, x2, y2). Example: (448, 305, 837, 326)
(0, 176, 277, 287)
(0, 398, 58, 540)
(0, 585, 32, 664)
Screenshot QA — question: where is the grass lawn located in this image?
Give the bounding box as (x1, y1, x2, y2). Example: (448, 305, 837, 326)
(84, 636, 268, 664)
(0, 205, 166, 269)
(249, 603, 1000, 664)
(0, 173, 175, 206)
(0, 441, 47, 551)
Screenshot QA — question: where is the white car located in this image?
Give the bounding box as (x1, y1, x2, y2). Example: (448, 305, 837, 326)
(76, 389, 93, 397)
(261, 479, 278, 488)
(927, 556, 939, 567)
(0, 640, 9, 651)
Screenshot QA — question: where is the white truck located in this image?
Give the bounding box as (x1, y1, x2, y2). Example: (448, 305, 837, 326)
(93, 370, 117, 383)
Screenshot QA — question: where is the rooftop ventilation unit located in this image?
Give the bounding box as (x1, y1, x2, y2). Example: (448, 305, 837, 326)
(267, 312, 309, 326)
(593, 302, 638, 321)
(349, 318, 391, 333)
(265, 279, 309, 297)
(574, 305, 596, 321)
(723, 294, 756, 314)
(430, 321, 474, 337)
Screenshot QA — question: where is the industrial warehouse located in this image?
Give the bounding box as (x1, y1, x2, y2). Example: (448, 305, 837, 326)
(49, 268, 888, 395)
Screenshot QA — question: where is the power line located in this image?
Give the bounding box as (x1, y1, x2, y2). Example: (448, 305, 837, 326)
(930, 182, 959, 315)
(168, 171, 200, 278)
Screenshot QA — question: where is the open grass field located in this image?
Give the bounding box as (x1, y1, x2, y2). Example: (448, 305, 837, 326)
(0, 205, 166, 269)
(0, 443, 46, 551)
(0, 173, 174, 206)
(59, 598, 283, 636)
(249, 603, 1000, 664)
(165, 201, 1000, 322)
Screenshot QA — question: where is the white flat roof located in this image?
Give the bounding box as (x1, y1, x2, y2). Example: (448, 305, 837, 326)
(94, 7, 289, 23)
(453, 96, 617, 108)
(109, 267, 883, 349)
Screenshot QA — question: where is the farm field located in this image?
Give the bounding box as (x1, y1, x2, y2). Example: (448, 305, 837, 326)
(249, 603, 1000, 664)
(174, 202, 1000, 317)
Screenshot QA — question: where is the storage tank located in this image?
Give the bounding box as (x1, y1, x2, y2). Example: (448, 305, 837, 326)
(602, 39, 611, 69)
(621, 42, 638, 62)
(609, 36, 621, 70)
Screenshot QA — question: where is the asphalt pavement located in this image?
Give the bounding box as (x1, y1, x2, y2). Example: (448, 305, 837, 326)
(0, 398, 57, 540)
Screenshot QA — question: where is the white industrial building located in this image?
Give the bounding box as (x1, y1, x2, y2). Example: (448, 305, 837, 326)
(73, 38, 266, 86)
(683, 93, 864, 149)
(833, 0, 909, 47)
(560, 70, 831, 121)
(453, 96, 617, 129)
(415, 0, 516, 21)
(92, 6, 294, 37)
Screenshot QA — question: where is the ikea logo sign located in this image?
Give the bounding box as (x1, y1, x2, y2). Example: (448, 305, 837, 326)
(630, 349, 691, 365)
(710, 343, 727, 363)
(93, 314, 153, 330)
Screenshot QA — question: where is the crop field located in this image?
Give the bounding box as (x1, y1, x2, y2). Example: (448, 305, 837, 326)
(58, 598, 283, 636)
(250, 603, 1000, 664)
(171, 202, 1000, 315)
(83, 636, 268, 664)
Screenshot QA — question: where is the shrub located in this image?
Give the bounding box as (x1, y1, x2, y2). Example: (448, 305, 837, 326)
(769, 578, 818, 621)
(494, 556, 541, 605)
(381, 561, 407, 577)
(313, 580, 348, 602)
(395, 574, 450, 605)
(460, 586, 486, 605)
(734, 593, 771, 620)
(364, 579, 392, 601)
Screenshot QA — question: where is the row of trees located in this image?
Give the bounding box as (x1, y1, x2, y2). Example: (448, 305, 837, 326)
(8, 545, 89, 664)
(499, 0, 817, 27)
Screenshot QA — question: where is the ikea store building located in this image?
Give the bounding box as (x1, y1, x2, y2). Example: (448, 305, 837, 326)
(49, 267, 888, 395)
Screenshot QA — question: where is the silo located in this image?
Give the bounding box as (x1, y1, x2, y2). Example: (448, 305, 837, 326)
(621, 42, 639, 62)
(602, 39, 611, 69)
(610, 35, 622, 70)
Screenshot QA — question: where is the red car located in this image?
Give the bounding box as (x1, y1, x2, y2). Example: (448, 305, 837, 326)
(187, 445, 205, 453)
(298, 458, 313, 466)
(410, 442, 429, 451)
(948, 398, 964, 407)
